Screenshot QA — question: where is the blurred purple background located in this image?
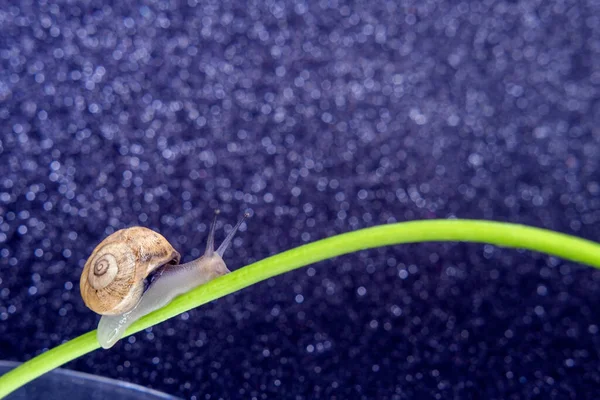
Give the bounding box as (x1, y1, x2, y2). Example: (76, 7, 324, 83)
(1, 0, 599, 398)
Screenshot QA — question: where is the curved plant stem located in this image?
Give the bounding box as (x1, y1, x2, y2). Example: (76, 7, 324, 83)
(2, 219, 600, 398)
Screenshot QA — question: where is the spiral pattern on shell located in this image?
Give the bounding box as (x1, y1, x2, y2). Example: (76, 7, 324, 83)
(80, 227, 181, 315)
(89, 253, 118, 290)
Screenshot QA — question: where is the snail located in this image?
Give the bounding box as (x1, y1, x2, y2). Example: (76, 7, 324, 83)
(80, 211, 248, 349)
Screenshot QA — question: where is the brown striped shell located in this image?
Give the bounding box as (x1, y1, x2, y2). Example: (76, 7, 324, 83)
(80, 227, 181, 315)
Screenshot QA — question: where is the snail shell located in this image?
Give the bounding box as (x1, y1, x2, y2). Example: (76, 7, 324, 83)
(80, 227, 181, 315)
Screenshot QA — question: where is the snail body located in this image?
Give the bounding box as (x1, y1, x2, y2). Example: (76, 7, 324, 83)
(80, 211, 248, 349)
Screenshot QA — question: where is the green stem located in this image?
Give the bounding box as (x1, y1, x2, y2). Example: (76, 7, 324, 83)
(2, 220, 600, 398)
